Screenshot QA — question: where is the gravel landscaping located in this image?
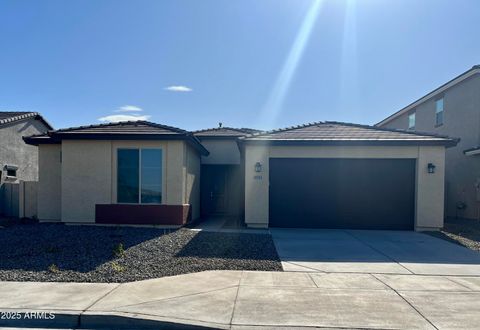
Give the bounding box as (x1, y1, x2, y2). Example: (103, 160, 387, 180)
(0, 224, 282, 283)
(427, 217, 480, 252)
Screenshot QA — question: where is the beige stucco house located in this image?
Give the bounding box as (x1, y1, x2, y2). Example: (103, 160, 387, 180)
(25, 122, 208, 225)
(25, 120, 457, 231)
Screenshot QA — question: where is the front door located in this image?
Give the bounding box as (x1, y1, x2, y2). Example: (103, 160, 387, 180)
(201, 165, 227, 215)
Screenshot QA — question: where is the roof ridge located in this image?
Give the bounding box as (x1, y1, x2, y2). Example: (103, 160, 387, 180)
(324, 121, 459, 140)
(240, 121, 325, 139)
(52, 120, 187, 134)
(0, 111, 36, 114)
(0, 112, 37, 124)
(193, 126, 246, 133)
(193, 126, 259, 134)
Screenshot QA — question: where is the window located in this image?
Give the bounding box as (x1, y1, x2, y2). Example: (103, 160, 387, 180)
(117, 149, 140, 203)
(4, 165, 18, 178)
(140, 149, 162, 203)
(6, 169, 17, 177)
(117, 148, 162, 204)
(408, 112, 416, 130)
(435, 97, 444, 126)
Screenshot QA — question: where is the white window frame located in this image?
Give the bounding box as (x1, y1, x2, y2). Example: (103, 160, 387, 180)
(116, 148, 163, 205)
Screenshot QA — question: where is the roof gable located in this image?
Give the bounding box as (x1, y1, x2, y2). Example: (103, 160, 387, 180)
(0, 111, 53, 130)
(377, 65, 480, 126)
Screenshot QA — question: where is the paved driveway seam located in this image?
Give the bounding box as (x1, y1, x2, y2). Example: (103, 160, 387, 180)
(284, 261, 328, 272)
(307, 273, 319, 288)
(229, 272, 242, 325)
(443, 277, 476, 291)
(104, 284, 241, 310)
(344, 230, 415, 275)
(82, 283, 121, 312)
(85, 283, 123, 312)
(372, 274, 439, 330)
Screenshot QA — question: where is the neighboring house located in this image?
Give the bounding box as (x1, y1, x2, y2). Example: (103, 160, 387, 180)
(0, 112, 52, 216)
(377, 65, 480, 220)
(25, 120, 456, 231)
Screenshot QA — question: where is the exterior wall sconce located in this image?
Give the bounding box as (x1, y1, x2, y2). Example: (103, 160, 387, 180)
(427, 163, 436, 174)
(254, 162, 263, 173)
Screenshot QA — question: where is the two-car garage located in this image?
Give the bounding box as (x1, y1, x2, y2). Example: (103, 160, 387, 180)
(269, 158, 416, 230)
(242, 122, 456, 231)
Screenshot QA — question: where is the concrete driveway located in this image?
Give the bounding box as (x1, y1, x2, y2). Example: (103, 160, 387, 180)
(271, 228, 480, 275)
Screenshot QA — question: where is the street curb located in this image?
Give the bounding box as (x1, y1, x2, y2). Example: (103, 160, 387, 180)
(0, 310, 79, 328)
(0, 310, 228, 329)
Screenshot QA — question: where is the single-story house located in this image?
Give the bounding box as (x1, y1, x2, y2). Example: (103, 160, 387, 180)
(24, 120, 458, 231)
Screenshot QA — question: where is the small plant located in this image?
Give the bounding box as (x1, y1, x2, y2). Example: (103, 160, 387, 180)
(111, 261, 125, 272)
(113, 242, 125, 258)
(48, 264, 59, 273)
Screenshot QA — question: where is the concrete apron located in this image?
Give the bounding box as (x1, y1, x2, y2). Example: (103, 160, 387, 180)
(1, 270, 480, 329)
(271, 229, 480, 276)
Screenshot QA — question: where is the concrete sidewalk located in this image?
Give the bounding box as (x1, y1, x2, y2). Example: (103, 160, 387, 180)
(1, 270, 480, 329)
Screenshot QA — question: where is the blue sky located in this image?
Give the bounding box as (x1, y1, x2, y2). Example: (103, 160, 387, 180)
(1, 0, 479, 131)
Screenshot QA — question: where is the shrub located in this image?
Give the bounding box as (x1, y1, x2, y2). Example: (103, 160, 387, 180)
(111, 261, 125, 272)
(48, 264, 59, 273)
(113, 242, 125, 258)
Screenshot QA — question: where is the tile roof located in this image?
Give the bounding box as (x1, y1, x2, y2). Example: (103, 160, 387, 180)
(194, 127, 261, 138)
(23, 121, 209, 155)
(240, 121, 458, 147)
(0, 111, 53, 129)
(53, 121, 187, 135)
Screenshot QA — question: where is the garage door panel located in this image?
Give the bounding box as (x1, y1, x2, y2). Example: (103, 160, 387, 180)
(269, 158, 415, 230)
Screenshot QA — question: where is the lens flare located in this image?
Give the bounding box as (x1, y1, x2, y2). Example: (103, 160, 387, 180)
(339, 0, 358, 120)
(259, 0, 323, 129)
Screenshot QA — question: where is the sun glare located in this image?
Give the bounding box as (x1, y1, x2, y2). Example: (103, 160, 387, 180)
(339, 0, 358, 119)
(259, 0, 323, 129)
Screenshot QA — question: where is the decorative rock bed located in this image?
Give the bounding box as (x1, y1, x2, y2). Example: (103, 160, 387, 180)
(0, 224, 282, 283)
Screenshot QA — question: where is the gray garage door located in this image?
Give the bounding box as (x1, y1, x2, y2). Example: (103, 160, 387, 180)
(269, 158, 415, 230)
